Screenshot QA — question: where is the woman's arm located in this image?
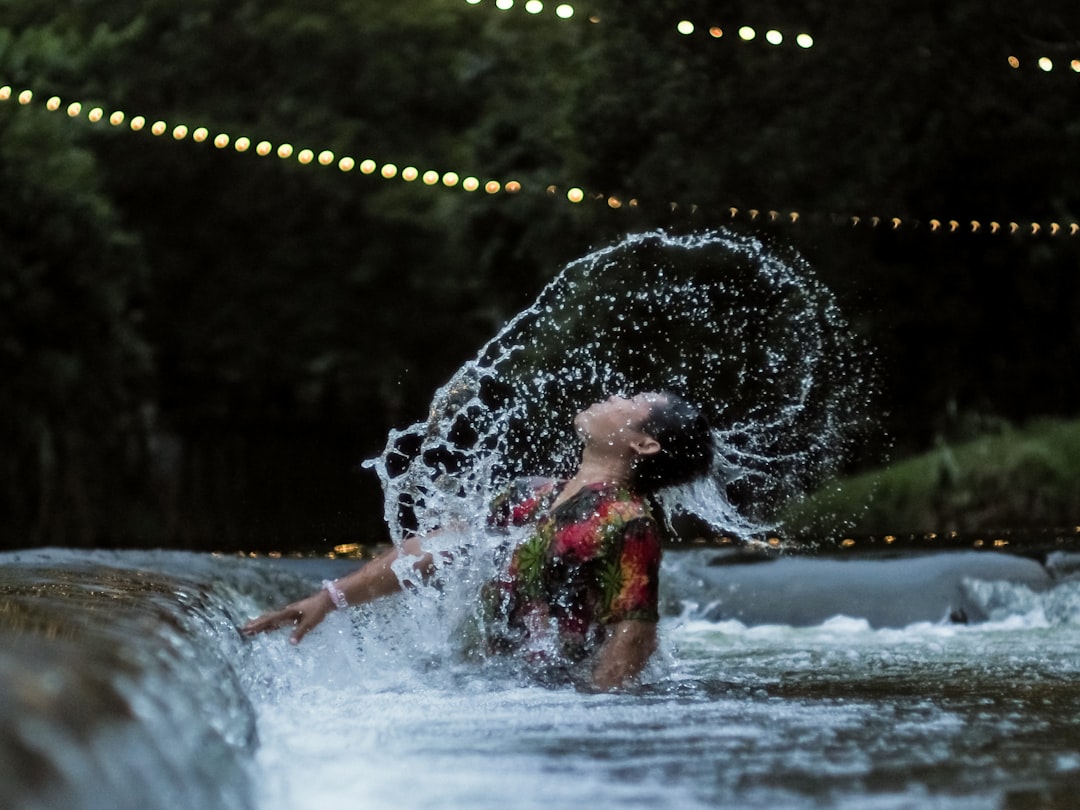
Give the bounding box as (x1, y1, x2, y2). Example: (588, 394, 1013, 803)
(241, 535, 435, 644)
(591, 619, 658, 691)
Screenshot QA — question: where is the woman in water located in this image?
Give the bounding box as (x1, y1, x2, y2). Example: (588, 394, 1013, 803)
(243, 392, 713, 690)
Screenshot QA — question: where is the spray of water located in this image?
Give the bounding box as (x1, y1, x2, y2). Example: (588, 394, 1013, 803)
(364, 229, 876, 545)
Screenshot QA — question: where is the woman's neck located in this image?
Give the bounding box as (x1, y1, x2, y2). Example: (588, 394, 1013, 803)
(553, 450, 633, 507)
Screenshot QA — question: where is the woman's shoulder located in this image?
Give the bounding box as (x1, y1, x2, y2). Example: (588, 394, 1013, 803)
(489, 476, 563, 527)
(558, 482, 655, 525)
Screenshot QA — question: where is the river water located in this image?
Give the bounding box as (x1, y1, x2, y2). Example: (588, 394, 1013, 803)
(2, 545, 1078, 810)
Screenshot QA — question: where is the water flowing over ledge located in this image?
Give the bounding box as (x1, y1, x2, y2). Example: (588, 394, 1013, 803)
(2, 547, 1079, 810)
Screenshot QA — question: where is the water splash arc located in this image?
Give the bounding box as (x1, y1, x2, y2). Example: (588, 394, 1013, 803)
(365, 229, 874, 542)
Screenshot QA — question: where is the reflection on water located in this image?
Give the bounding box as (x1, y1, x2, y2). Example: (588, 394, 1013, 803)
(2, 549, 1079, 810)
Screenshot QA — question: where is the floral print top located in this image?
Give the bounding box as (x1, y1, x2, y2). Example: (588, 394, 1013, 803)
(479, 477, 662, 667)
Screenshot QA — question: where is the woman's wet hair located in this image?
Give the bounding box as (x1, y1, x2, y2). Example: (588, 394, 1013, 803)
(630, 393, 714, 493)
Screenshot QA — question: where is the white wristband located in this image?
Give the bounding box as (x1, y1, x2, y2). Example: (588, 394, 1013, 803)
(322, 579, 348, 609)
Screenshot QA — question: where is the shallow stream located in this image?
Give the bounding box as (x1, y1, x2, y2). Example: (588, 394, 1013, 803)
(2, 546, 1078, 810)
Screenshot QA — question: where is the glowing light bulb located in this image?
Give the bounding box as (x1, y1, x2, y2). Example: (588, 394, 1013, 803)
(525, 0, 543, 13)
(607, 197, 622, 209)
(402, 166, 419, 181)
(381, 163, 398, 178)
(796, 33, 814, 48)
(18, 89, 33, 104)
(0, 86, 10, 101)
(277, 143, 294, 158)
(46, 96, 61, 111)
(318, 150, 334, 165)
(555, 4, 573, 19)
(709, 27, 723, 38)
(738, 26, 756, 41)
(359, 159, 377, 174)
(88, 107, 104, 122)
(765, 29, 783, 45)
(151, 120, 167, 136)
(67, 102, 82, 117)
(466, 0, 482, 4)
(172, 124, 188, 139)
(422, 170, 440, 185)
(298, 149, 314, 164)
(256, 141, 272, 156)
(214, 133, 230, 148)
(442, 171, 460, 187)
(1039, 56, 1053, 71)
(193, 127, 208, 142)
(234, 136, 251, 152)
(505, 180, 522, 193)
(110, 111, 125, 126)
(462, 176, 480, 191)
(338, 156, 355, 172)
(567, 187, 584, 203)
(1007, 55, 1020, 68)
(495, 0, 513, 9)
(485, 180, 501, 193)
(677, 20, 694, 35)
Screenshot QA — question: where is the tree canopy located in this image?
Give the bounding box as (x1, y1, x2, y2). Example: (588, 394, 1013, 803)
(2, 0, 1078, 549)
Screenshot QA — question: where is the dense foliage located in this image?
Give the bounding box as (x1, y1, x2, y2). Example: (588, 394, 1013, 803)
(2, 0, 1078, 548)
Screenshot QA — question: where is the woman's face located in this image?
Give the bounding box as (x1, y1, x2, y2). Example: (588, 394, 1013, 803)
(573, 393, 664, 447)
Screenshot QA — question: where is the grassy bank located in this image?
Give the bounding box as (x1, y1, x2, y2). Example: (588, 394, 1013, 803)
(781, 418, 1080, 539)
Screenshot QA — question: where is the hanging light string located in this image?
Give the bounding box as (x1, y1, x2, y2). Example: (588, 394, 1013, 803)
(460, 0, 817, 48)
(0, 85, 522, 197)
(464, 0, 586, 21)
(2, 84, 1075, 238)
(687, 207, 1080, 238)
(1007, 54, 1080, 73)
(673, 21, 814, 48)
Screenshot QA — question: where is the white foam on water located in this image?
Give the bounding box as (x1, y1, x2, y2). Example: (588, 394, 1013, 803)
(236, 568, 1080, 810)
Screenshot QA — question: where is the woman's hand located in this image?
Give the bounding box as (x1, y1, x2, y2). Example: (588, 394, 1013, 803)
(242, 590, 335, 645)
(240, 538, 434, 646)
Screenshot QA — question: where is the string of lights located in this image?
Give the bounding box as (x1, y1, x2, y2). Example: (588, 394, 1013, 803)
(1007, 55, 1080, 73)
(674, 22, 814, 48)
(460, 0, 817, 48)
(0, 84, 522, 197)
(2, 82, 1076, 238)
(464, 0, 586, 20)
